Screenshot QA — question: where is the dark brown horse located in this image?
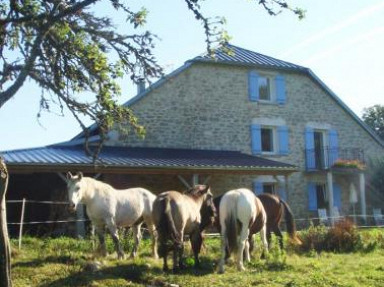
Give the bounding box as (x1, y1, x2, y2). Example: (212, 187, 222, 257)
(250, 193, 302, 251)
(200, 192, 301, 252)
(152, 185, 216, 272)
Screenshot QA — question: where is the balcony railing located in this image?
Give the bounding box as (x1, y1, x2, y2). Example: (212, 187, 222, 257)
(305, 147, 365, 171)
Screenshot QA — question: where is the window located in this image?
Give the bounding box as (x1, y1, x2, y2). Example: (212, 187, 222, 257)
(251, 123, 289, 155)
(261, 127, 274, 152)
(308, 182, 327, 211)
(316, 184, 327, 209)
(263, 183, 275, 194)
(305, 128, 339, 170)
(258, 76, 271, 101)
(248, 71, 286, 104)
(253, 179, 286, 199)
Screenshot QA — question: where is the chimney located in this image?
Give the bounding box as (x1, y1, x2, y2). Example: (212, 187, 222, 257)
(137, 78, 145, 95)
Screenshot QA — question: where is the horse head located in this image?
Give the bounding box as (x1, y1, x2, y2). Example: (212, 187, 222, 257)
(190, 185, 217, 227)
(66, 171, 84, 212)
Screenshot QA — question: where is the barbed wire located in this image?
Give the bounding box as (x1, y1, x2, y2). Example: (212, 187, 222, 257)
(7, 200, 71, 204)
(5, 199, 384, 228)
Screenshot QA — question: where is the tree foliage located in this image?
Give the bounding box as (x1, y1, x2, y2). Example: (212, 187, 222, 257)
(0, 0, 304, 157)
(368, 157, 384, 198)
(362, 105, 384, 141)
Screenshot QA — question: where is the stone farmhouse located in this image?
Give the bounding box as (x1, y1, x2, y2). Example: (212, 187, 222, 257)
(2, 44, 383, 235)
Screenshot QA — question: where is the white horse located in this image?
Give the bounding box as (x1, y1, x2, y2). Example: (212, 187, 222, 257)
(218, 188, 268, 273)
(66, 172, 158, 259)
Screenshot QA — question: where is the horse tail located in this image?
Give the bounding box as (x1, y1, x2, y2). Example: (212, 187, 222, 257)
(280, 199, 302, 245)
(226, 197, 241, 254)
(163, 197, 181, 245)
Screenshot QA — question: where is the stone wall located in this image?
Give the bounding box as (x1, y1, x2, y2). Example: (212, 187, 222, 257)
(106, 62, 383, 219)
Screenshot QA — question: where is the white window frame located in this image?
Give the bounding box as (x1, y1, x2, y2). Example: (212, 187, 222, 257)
(261, 126, 278, 154)
(258, 73, 276, 103)
(262, 182, 277, 194)
(252, 118, 286, 156)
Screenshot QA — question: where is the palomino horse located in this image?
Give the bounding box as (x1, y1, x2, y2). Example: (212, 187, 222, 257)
(152, 185, 216, 272)
(66, 172, 158, 259)
(218, 188, 267, 273)
(200, 193, 301, 254)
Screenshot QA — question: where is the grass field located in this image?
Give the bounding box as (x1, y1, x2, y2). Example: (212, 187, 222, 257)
(10, 228, 384, 287)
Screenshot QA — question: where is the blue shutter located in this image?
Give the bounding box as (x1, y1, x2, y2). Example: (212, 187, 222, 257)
(253, 181, 263, 195)
(305, 128, 315, 170)
(275, 75, 286, 104)
(251, 124, 262, 155)
(328, 129, 339, 167)
(248, 70, 259, 102)
(308, 183, 317, 211)
(333, 183, 341, 209)
(277, 187, 287, 201)
(278, 126, 289, 155)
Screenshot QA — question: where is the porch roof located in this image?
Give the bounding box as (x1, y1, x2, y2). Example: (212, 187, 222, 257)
(1, 144, 297, 175)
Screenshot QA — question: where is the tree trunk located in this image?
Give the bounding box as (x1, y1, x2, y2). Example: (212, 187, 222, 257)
(0, 157, 12, 287)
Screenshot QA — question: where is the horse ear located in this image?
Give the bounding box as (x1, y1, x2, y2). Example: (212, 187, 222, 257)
(200, 185, 210, 194)
(66, 172, 73, 180)
(76, 172, 83, 180)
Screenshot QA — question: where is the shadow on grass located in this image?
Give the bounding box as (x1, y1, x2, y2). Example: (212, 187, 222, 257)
(37, 262, 153, 287)
(12, 255, 81, 268)
(36, 256, 216, 287)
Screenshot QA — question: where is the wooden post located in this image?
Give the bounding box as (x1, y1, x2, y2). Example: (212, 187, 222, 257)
(0, 157, 12, 287)
(18, 198, 26, 250)
(76, 204, 86, 238)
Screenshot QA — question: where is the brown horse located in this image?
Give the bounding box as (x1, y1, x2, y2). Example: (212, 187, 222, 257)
(254, 193, 302, 250)
(200, 192, 301, 253)
(152, 185, 216, 272)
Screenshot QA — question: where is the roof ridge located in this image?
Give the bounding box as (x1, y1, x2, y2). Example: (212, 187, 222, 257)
(225, 43, 307, 69)
(192, 42, 307, 71)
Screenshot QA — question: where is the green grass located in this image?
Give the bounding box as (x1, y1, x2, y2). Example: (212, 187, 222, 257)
(10, 229, 384, 287)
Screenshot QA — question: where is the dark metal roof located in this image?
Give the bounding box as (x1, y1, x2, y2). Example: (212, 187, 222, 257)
(191, 43, 307, 71)
(1, 144, 297, 174)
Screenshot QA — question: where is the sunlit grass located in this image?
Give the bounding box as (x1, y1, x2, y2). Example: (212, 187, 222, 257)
(10, 228, 384, 287)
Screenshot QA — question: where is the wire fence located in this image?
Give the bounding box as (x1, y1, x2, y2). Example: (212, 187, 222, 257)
(5, 199, 384, 249)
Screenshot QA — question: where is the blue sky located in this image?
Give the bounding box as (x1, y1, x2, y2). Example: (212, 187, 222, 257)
(1, 0, 383, 151)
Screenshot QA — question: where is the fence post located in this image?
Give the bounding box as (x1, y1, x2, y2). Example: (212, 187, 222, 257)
(76, 204, 86, 238)
(18, 198, 26, 250)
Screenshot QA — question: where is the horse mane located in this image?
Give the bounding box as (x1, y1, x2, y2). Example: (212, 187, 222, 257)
(186, 185, 209, 199)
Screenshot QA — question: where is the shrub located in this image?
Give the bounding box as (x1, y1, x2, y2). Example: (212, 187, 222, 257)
(295, 223, 328, 253)
(296, 219, 362, 253)
(325, 219, 361, 252)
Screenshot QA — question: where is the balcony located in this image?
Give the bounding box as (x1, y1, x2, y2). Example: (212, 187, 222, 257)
(305, 147, 365, 171)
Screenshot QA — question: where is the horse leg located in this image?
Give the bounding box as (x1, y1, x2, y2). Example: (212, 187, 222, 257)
(130, 223, 142, 258)
(260, 224, 269, 259)
(172, 241, 180, 273)
(95, 226, 107, 257)
(107, 222, 124, 259)
(144, 217, 159, 259)
(274, 227, 284, 250)
(173, 229, 184, 272)
(244, 238, 250, 263)
(218, 224, 227, 274)
(158, 233, 169, 271)
(248, 233, 255, 256)
(236, 226, 249, 271)
(178, 239, 185, 270)
(190, 230, 202, 268)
